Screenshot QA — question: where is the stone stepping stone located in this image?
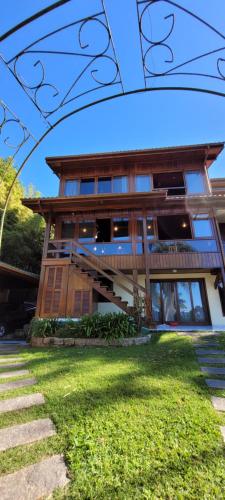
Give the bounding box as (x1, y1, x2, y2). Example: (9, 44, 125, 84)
(0, 377, 36, 393)
(0, 358, 23, 364)
(0, 370, 30, 380)
(211, 396, 225, 411)
(205, 379, 225, 389)
(0, 363, 27, 369)
(0, 393, 45, 414)
(198, 357, 225, 364)
(220, 427, 225, 442)
(195, 349, 225, 355)
(201, 367, 225, 375)
(0, 418, 56, 452)
(0, 352, 20, 356)
(0, 454, 69, 500)
(194, 342, 219, 347)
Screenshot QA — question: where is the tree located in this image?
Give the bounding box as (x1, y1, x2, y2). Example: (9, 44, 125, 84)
(0, 157, 45, 273)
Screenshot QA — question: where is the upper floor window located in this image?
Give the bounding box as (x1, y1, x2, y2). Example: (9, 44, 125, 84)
(78, 221, 95, 241)
(98, 177, 111, 194)
(192, 214, 213, 238)
(64, 180, 78, 196)
(80, 178, 95, 195)
(137, 217, 154, 239)
(135, 175, 152, 192)
(185, 172, 205, 194)
(113, 176, 128, 193)
(153, 172, 185, 196)
(113, 218, 129, 240)
(61, 221, 75, 239)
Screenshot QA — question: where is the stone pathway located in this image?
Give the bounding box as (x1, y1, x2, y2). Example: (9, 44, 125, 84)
(0, 341, 69, 499)
(191, 332, 225, 444)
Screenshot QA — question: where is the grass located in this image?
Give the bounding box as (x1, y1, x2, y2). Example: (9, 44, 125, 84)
(0, 333, 225, 498)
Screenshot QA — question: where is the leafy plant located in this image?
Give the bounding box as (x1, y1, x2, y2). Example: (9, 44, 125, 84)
(30, 313, 137, 339)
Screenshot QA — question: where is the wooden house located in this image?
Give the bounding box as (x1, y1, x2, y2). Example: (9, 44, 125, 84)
(23, 143, 225, 329)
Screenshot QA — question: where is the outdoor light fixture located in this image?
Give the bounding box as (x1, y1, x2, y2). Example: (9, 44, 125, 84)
(82, 227, 87, 233)
(147, 225, 152, 229)
(181, 222, 187, 228)
(114, 226, 118, 231)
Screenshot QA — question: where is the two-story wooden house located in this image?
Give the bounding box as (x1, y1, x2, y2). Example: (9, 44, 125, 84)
(23, 143, 225, 329)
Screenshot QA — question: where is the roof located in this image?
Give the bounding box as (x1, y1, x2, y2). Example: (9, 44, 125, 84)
(0, 261, 39, 286)
(46, 142, 224, 177)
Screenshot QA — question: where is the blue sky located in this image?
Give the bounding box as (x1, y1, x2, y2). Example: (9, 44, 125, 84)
(1, 0, 225, 196)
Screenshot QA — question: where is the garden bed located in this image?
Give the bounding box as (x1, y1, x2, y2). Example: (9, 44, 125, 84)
(31, 335, 151, 347)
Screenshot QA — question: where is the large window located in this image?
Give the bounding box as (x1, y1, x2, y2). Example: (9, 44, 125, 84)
(98, 177, 111, 194)
(64, 180, 78, 196)
(113, 218, 129, 240)
(78, 221, 95, 241)
(80, 178, 95, 195)
(61, 222, 75, 239)
(135, 175, 152, 192)
(185, 171, 205, 194)
(113, 176, 128, 193)
(137, 217, 154, 239)
(153, 172, 185, 196)
(151, 280, 208, 324)
(157, 214, 192, 240)
(192, 214, 213, 238)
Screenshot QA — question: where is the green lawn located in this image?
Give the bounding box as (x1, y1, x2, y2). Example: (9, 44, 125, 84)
(1, 333, 225, 499)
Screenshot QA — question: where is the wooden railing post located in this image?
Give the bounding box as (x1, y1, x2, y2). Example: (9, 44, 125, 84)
(142, 216, 153, 324)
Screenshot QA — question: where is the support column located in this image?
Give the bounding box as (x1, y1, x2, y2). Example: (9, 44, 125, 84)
(35, 214, 51, 317)
(142, 215, 152, 324)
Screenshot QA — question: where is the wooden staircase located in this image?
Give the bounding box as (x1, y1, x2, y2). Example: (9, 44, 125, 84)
(69, 241, 147, 317)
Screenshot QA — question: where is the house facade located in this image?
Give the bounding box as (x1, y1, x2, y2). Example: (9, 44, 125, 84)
(23, 143, 225, 329)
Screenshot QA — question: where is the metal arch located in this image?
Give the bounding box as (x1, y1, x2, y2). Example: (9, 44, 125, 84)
(1, 1, 225, 252)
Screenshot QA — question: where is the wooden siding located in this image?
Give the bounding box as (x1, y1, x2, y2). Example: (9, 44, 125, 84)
(99, 253, 222, 270)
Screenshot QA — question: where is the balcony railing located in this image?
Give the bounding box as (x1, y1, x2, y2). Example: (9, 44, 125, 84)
(146, 239, 218, 253)
(47, 238, 218, 259)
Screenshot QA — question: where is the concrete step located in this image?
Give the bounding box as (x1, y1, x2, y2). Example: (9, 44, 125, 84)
(0, 454, 69, 499)
(0, 393, 45, 414)
(0, 370, 30, 380)
(205, 379, 225, 389)
(211, 396, 225, 411)
(0, 377, 36, 393)
(0, 418, 56, 452)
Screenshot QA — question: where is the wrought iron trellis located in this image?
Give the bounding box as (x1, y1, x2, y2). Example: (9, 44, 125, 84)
(1, 0, 225, 252)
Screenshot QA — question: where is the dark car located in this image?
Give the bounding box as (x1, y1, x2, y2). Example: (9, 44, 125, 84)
(0, 301, 36, 336)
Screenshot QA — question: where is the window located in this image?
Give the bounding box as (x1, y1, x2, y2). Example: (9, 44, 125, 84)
(64, 180, 78, 196)
(153, 172, 185, 196)
(98, 177, 112, 194)
(61, 222, 75, 239)
(113, 176, 128, 193)
(192, 215, 213, 238)
(185, 171, 205, 194)
(135, 175, 152, 192)
(157, 214, 192, 240)
(146, 217, 154, 239)
(78, 221, 95, 241)
(80, 178, 95, 195)
(113, 218, 129, 240)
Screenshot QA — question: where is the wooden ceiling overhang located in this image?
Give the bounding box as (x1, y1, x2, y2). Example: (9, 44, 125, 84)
(22, 191, 167, 215)
(23, 192, 225, 217)
(46, 143, 224, 177)
(0, 261, 39, 288)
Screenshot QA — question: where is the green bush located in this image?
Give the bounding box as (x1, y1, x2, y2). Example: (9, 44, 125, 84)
(29, 313, 137, 340)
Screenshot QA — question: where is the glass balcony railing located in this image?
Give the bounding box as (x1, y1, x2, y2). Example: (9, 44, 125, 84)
(77, 242, 133, 256)
(147, 239, 218, 253)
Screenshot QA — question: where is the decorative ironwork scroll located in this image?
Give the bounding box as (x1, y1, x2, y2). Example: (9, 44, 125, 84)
(0, 100, 36, 159)
(137, 0, 225, 91)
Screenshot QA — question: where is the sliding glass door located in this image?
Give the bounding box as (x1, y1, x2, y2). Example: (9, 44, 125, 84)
(151, 280, 209, 325)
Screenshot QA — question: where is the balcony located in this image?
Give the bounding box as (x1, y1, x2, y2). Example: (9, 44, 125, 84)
(45, 239, 222, 271)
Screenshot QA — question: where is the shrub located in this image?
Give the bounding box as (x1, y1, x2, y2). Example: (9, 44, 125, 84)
(29, 313, 137, 340)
